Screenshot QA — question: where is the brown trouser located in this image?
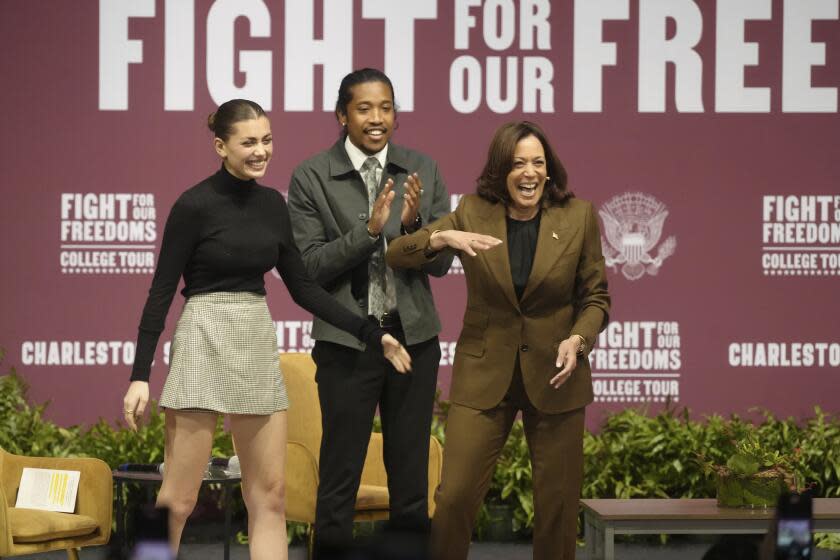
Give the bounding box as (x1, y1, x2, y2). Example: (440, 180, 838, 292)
(431, 365, 586, 560)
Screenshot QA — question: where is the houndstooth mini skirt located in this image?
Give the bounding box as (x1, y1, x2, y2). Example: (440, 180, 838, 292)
(159, 291, 288, 414)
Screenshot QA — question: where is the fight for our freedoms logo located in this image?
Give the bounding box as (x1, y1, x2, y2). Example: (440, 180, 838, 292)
(60, 193, 157, 274)
(275, 320, 314, 353)
(762, 195, 840, 276)
(599, 193, 676, 281)
(589, 321, 682, 403)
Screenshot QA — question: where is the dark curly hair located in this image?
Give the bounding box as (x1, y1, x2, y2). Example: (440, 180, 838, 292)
(476, 121, 572, 207)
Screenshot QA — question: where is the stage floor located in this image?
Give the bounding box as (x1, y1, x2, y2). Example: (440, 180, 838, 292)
(12, 539, 840, 559)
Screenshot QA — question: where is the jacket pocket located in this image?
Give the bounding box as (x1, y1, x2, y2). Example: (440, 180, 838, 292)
(456, 336, 485, 358)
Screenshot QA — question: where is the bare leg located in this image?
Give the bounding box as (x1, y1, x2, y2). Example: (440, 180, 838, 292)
(156, 409, 217, 554)
(230, 411, 288, 560)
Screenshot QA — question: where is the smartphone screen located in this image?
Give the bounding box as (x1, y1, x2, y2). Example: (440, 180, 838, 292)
(131, 505, 174, 560)
(132, 541, 175, 560)
(775, 493, 813, 560)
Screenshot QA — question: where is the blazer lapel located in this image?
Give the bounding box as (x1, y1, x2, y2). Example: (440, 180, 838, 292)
(474, 203, 519, 310)
(521, 206, 572, 302)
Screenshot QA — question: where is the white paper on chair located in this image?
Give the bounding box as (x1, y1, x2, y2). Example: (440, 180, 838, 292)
(15, 468, 80, 513)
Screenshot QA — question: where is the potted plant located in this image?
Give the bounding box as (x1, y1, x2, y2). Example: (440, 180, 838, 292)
(698, 430, 803, 508)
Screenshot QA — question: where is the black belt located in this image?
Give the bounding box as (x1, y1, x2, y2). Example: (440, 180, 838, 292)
(368, 311, 402, 330)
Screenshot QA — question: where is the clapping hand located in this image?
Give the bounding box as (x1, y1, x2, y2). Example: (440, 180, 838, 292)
(382, 334, 412, 373)
(429, 230, 502, 257)
(368, 179, 396, 236)
(401, 173, 422, 229)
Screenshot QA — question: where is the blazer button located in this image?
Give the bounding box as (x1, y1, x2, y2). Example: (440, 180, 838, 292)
(520, 344, 529, 352)
(358, 213, 367, 220)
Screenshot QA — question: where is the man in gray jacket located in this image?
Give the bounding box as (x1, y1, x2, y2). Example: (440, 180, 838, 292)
(287, 68, 453, 557)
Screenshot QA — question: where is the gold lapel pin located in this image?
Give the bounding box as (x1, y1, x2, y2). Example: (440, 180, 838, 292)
(552, 231, 559, 239)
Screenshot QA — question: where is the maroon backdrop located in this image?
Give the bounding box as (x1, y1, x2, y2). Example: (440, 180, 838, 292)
(1, 0, 838, 429)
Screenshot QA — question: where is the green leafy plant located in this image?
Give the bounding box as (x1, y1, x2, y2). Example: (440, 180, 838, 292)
(0, 362, 84, 458)
(696, 426, 805, 508)
(697, 427, 803, 488)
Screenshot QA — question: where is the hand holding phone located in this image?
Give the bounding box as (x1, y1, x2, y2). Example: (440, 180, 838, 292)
(775, 492, 813, 560)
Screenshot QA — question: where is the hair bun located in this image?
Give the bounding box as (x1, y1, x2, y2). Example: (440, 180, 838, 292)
(207, 100, 265, 140)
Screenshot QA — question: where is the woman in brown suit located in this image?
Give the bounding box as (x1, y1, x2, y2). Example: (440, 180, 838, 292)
(385, 121, 610, 559)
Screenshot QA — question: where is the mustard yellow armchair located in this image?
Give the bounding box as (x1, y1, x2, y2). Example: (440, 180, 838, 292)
(281, 352, 443, 527)
(0, 447, 112, 559)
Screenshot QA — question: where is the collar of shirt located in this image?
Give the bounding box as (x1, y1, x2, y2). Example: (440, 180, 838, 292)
(344, 136, 388, 172)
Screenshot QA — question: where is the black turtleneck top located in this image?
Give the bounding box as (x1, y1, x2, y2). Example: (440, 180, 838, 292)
(131, 166, 384, 381)
(507, 211, 542, 301)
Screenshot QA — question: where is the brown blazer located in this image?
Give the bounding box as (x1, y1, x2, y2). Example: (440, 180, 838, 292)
(386, 194, 610, 414)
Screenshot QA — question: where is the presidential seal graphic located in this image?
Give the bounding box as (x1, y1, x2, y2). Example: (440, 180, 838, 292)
(599, 192, 676, 281)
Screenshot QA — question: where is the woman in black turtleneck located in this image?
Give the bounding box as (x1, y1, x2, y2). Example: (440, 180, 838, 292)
(121, 99, 411, 560)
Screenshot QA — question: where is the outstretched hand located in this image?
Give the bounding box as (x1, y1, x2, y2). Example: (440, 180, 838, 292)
(381, 333, 412, 373)
(429, 230, 502, 257)
(122, 380, 149, 431)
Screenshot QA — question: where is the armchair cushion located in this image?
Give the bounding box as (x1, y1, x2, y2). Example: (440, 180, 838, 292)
(355, 485, 389, 512)
(0, 447, 112, 556)
(9, 508, 98, 543)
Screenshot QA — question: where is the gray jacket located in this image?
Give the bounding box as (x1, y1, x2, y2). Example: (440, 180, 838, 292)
(287, 139, 454, 349)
